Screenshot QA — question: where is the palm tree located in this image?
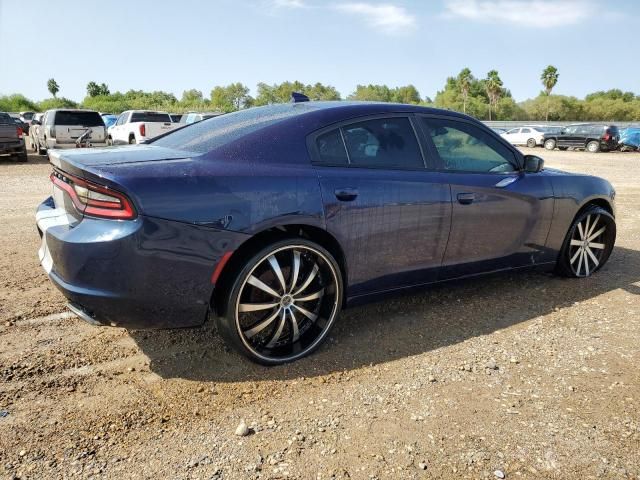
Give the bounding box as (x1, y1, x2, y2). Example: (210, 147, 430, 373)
(485, 70, 503, 121)
(457, 68, 472, 114)
(47, 78, 60, 98)
(540, 65, 559, 121)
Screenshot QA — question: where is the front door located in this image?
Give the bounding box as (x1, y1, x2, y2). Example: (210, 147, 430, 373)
(309, 115, 452, 297)
(419, 116, 554, 279)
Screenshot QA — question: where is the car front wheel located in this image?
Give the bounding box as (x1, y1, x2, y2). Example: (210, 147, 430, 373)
(556, 206, 615, 278)
(544, 139, 556, 150)
(216, 239, 343, 365)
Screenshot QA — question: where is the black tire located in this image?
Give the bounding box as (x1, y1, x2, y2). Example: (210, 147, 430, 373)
(37, 140, 47, 155)
(15, 147, 28, 162)
(215, 238, 343, 365)
(526, 138, 537, 148)
(556, 206, 615, 278)
(107, 136, 113, 146)
(544, 139, 556, 150)
(586, 140, 600, 153)
(128, 136, 136, 145)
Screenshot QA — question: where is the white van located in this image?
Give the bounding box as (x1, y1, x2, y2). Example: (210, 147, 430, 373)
(34, 109, 107, 154)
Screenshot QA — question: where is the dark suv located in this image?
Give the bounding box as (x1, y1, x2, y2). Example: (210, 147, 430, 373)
(543, 124, 619, 153)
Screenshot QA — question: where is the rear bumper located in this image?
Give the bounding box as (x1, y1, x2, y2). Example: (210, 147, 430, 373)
(46, 140, 108, 149)
(36, 197, 249, 329)
(0, 140, 26, 155)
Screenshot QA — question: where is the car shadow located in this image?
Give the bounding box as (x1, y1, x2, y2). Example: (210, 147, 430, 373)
(129, 246, 640, 382)
(0, 154, 49, 166)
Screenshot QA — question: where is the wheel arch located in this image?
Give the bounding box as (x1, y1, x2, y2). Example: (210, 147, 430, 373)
(210, 223, 348, 316)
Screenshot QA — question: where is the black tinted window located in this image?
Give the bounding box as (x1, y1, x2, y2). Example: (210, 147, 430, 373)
(342, 117, 423, 169)
(422, 118, 516, 173)
(130, 112, 171, 123)
(0, 113, 12, 124)
(152, 105, 303, 154)
(55, 111, 104, 127)
(315, 129, 348, 165)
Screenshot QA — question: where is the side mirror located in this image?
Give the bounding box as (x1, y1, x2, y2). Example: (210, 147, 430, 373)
(524, 155, 544, 173)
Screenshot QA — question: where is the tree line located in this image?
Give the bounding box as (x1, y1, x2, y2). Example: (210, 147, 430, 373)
(1, 68, 638, 121)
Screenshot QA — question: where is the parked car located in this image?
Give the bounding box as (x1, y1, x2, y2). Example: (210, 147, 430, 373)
(101, 114, 118, 129)
(28, 113, 44, 150)
(33, 109, 107, 155)
(501, 125, 547, 148)
(107, 110, 178, 145)
(180, 112, 223, 124)
(0, 111, 28, 162)
(20, 111, 36, 123)
(12, 116, 30, 136)
(36, 100, 617, 365)
(543, 124, 620, 152)
(170, 114, 183, 123)
(619, 128, 640, 151)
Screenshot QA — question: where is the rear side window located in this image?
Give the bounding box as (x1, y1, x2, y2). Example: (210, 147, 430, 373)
(55, 111, 104, 127)
(316, 129, 348, 165)
(130, 112, 171, 123)
(342, 117, 423, 169)
(421, 117, 517, 173)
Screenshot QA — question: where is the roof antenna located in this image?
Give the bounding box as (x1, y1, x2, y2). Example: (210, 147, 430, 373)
(290, 92, 310, 103)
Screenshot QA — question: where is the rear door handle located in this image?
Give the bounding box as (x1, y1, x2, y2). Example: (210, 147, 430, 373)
(457, 193, 475, 205)
(334, 188, 358, 202)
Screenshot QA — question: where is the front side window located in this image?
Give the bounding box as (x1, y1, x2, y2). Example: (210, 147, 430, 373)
(421, 117, 517, 173)
(341, 117, 423, 169)
(505, 128, 519, 135)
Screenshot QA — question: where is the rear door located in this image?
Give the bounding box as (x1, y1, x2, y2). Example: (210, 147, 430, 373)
(419, 115, 554, 278)
(54, 111, 105, 144)
(557, 125, 579, 148)
(310, 115, 452, 296)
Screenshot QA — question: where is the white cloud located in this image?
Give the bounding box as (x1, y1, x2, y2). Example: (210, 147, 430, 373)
(335, 3, 417, 35)
(273, 0, 308, 8)
(443, 0, 590, 28)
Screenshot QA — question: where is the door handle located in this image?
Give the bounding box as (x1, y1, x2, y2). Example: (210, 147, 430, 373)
(457, 193, 475, 205)
(334, 188, 358, 202)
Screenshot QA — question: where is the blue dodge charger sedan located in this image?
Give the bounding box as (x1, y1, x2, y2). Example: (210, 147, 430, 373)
(37, 98, 617, 364)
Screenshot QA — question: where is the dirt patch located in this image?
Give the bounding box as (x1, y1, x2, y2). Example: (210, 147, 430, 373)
(1, 150, 639, 479)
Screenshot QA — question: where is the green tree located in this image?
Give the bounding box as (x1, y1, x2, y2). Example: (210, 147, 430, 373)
(348, 84, 393, 102)
(485, 70, 503, 120)
(181, 89, 204, 104)
(47, 78, 60, 98)
(540, 65, 559, 121)
(210, 83, 252, 112)
(457, 68, 472, 114)
(86, 81, 101, 97)
(0, 94, 38, 112)
(98, 83, 110, 96)
(392, 85, 421, 104)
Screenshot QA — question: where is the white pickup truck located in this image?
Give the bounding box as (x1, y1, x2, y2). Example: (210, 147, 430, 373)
(107, 110, 178, 145)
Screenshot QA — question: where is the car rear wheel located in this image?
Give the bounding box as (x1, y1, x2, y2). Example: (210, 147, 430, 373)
(586, 141, 600, 153)
(216, 239, 343, 365)
(128, 136, 136, 145)
(556, 206, 615, 278)
(526, 138, 537, 148)
(544, 139, 556, 150)
(107, 136, 113, 146)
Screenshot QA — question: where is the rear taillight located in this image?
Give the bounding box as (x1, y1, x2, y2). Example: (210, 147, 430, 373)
(50, 170, 136, 220)
(603, 133, 611, 141)
(139, 123, 146, 137)
(16, 127, 23, 138)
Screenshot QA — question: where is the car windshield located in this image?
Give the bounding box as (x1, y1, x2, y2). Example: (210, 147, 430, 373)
(152, 105, 306, 154)
(130, 112, 172, 123)
(21, 112, 34, 120)
(55, 111, 104, 127)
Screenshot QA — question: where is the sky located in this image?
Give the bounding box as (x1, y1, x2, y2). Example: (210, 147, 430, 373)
(0, 0, 637, 103)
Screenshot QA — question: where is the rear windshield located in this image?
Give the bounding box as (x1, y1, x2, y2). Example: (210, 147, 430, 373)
(21, 112, 35, 120)
(151, 105, 305, 154)
(0, 112, 13, 124)
(130, 112, 172, 123)
(55, 111, 104, 127)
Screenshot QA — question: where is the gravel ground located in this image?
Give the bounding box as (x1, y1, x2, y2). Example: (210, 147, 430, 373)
(1, 149, 639, 479)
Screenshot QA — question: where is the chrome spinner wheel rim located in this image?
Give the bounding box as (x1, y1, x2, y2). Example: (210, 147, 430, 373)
(568, 213, 607, 277)
(235, 245, 340, 362)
